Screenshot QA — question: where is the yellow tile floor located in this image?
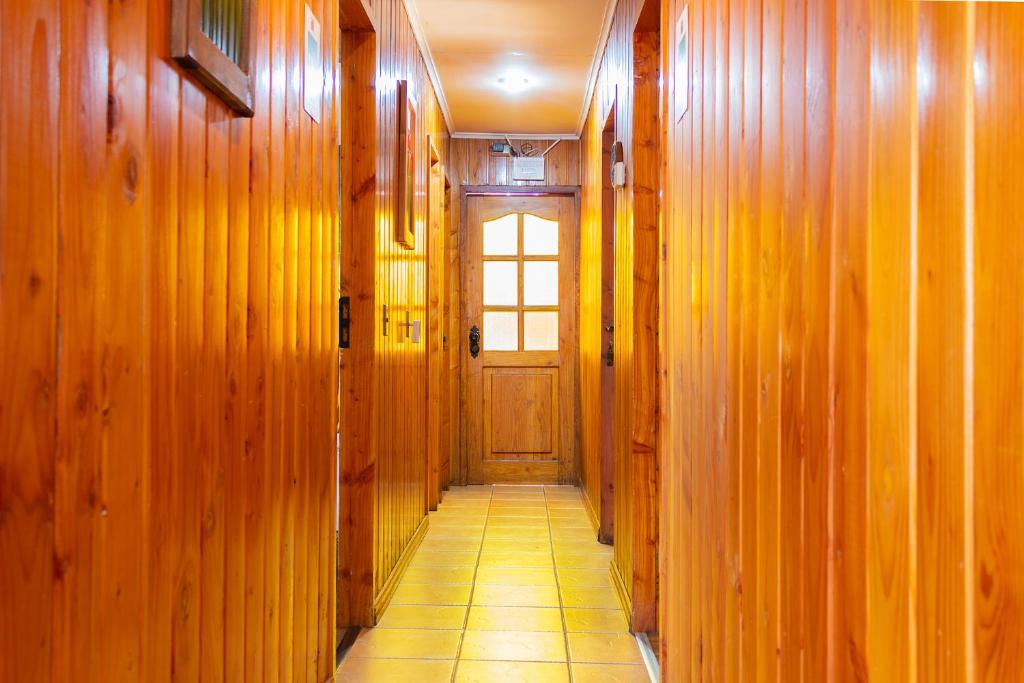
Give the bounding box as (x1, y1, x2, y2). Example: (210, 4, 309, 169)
(336, 485, 651, 683)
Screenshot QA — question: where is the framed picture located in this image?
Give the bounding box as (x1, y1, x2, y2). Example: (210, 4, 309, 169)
(395, 80, 417, 250)
(172, 0, 254, 116)
(674, 4, 689, 121)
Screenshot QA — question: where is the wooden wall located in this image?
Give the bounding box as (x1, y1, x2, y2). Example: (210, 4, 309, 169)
(579, 0, 660, 634)
(0, 0, 338, 680)
(659, 0, 1024, 680)
(338, 0, 449, 627)
(447, 137, 581, 485)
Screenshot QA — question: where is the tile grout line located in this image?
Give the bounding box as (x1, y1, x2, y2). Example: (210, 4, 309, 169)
(544, 485, 575, 683)
(448, 484, 492, 683)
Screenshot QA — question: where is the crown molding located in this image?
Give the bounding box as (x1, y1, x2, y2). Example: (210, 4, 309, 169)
(575, 0, 618, 136)
(451, 132, 580, 141)
(403, 0, 455, 134)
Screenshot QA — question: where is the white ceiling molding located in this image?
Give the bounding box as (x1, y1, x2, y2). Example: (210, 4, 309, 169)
(452, 132, 580, 141)
(403, 0, 455, 134)
(575, 0, 619, 137)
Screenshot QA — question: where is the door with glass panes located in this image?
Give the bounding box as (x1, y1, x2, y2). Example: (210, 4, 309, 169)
(464, 194, 578, 484)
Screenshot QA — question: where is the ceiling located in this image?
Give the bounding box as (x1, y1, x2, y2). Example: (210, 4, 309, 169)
(407, 0, 616, 138)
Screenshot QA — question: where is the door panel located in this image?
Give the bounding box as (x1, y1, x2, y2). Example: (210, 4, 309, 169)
(464, 195, 578, 484)
(486, 368, 557, 456)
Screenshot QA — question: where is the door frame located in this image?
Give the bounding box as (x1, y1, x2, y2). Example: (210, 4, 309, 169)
(457, 186, 582, 486)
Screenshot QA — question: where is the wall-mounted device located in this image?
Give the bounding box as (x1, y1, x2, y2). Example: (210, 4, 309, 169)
(610, 141, 627, 188)
(512, 156, 545, 181)
(490, 142, 514, 156)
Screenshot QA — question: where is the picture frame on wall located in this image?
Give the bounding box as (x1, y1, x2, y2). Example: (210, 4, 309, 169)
(675, 4, 689, 121)
(395, 80, 417, 250)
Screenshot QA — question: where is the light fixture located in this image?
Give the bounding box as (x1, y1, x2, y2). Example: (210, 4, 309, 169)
(497, 69, 531, 94)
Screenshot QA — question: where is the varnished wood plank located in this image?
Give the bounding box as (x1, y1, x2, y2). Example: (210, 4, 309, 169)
(916, 4, 972, 681)
(200, 99, 230, 683)
(831, 0, 870, 676)
(103, 0, 151, 677)
(143, 0, 182, 678)
(244, 0, 272, 677)
(0, 1, 59, 680)
(779, 0, 807, 678)
(224, 111, 251, 683)
(53, 0, 109, 678)
(803, 0, 835, 679)
(974, 6, 1024, 680)
(174, 78, 208, 683)
(866, 2, 918, 679)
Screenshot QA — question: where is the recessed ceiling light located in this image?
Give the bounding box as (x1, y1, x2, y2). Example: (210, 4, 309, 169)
(497, 69, 531, 94)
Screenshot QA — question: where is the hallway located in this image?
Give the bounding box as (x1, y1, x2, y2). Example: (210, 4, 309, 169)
(336, 486, 651, 682)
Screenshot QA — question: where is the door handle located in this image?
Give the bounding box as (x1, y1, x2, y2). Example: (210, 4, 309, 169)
(469, 326, 481, 358)
(603, 325, 613, 366)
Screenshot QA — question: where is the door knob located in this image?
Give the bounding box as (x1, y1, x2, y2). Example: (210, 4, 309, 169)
(469, 326, 481, 358)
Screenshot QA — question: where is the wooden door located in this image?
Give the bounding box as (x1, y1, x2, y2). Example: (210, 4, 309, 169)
(464, 194, 578, 484)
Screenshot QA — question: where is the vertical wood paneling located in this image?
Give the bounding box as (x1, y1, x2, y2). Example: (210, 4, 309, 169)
(338, 0, 450, 629)
(658, 0, 1024, 680)
(0, 1, 59, 680)
(974, 7, 1024, 681)
(579, 0, 660, 638)
(0, 0, 339, 678)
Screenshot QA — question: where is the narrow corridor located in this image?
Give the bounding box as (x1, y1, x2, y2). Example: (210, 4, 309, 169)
(336, 486, 652, 682)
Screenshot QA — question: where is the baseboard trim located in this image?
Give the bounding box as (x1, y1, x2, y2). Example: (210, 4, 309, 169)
(635, 631, 660, 682)
(609, 558, 632, 621)
(580, 485, 600, 536)
(372, 515, 430, 623)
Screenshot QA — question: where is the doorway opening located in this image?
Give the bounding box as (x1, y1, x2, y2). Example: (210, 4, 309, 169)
(460, 189, 580, 485)
(599, 102, 617, 545)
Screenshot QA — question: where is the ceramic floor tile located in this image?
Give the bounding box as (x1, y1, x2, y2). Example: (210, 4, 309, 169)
(482, 539, 551, 554)
(401, 566, 476, 585)
(455, 660, 571, 683)
(563, 608, 630, 633)
(466, 605, 563, 631)
(460, 630, 567, 662)
(479, 551, 554, 568)
(552, 540, 606, 557)
(488, 506, 549, 517)
(560, 586, 622, 609)
(555, 553, 614, 569)
(472, 583, 560, 607)
(571, 663, 653, 682)
(487, 516, 550, 527)
(410, 550, 479, 567)
(556, 568, 615, 588)
(347, 628, 461, 659)
(475, 567, 557, 586)
(567, 633, 644, 665)
(374, 604, 468, 630)
(485, 528, 551, 542)
(390, 583, 472, 606)
(336, 657, 456, 682)
(419, 538, 482, 552)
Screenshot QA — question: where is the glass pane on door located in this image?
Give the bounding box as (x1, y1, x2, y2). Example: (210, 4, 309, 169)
(483, 311, 518, 351)
(523, 261, 558, 306)
(523, 311, 559, 351)
(483, 214, 518, 256)
(523, 214, 559, 255)
(484, 261, 518, 306)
